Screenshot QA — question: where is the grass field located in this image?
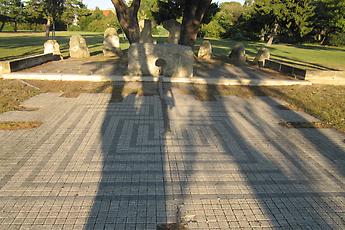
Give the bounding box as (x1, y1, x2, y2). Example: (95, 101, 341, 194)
(198, 38, 345, 71)
(1, 31, 344, 70)
(0, 31, 130, 60)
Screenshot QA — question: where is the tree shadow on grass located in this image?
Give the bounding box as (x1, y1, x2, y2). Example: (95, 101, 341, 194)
(287, 43, 345, 52)
(270, 54, 338, 71)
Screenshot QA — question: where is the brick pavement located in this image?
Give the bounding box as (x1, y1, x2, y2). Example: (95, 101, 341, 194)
(0, 85, 345, 229)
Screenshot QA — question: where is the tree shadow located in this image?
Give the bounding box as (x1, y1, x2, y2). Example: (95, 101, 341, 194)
(170, 82, 345, 228)
(287, 43, 345, 52)
(194, 57, 293, 80)
(73, 39, 345, 229)
(83, 41, 181, 229)
(270, 55, 338, 71)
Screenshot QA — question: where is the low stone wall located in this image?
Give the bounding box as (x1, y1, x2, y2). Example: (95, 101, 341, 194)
(0, 53, 61, 74)
(262, 60, 307, 79)
(259, 59, 345, 84)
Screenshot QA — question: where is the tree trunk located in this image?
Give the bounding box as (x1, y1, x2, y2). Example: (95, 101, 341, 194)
(34, 22, 38, 32)
(45, 18, 51, 38)
(266, 22, 278, 46)
(13, 21, 18, 32)
(320, 35, 327, 45)
(0, 21, 5, 32)
(111, 0, 140, 44)
(179, 0, 212, 47)
(266, 36, 274, 46)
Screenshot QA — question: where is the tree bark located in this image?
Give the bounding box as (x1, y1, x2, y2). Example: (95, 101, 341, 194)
(111, 0, 140, 44)
(266, 22, 278, 46)
(45, 18, 51, 37)
(0, 21, 5, 32)
(179, 0, 212, 47)
(13, 21, 17, 32)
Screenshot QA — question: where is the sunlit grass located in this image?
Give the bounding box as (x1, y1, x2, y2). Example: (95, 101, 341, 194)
(1, 32, 344, 70)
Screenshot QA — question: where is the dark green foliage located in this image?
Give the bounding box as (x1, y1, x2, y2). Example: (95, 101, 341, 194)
(77, 8, 120, 32)
(152, 0, 218, 24)
(241, 0, 315, 42)
(0, 0, 25, 31)
(201, 2, 243, 38)
(329, 32, 345, 46)
(23, 0, 45, 25)
(313, 0, 345, 44)
(152, 0, 184, 23)
(61, 0, 90, 29)
(43, 0, 65, 21)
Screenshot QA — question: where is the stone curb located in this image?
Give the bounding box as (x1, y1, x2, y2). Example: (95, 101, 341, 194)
(0, 72, 312, 86)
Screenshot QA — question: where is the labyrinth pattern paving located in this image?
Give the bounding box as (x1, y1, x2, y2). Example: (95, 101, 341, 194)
(0, 90, 345, 229)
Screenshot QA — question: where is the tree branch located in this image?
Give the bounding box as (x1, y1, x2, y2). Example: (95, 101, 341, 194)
(130, 0, 141, 13)
(111, 0, 126, 9)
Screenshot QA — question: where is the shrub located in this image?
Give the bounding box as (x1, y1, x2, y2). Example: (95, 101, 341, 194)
(200, 20, 224, 38)
(152, 25, 168, 36)
(68, 25, 81, 31)
(329, 32, 345, 46)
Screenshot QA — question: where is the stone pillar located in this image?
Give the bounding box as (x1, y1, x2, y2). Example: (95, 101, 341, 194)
(229, 43, 246, 65)
(44, 40, 61, 56)
(198, 40, 212, 60)
(103, 27, 122, 57)
(69, 35, 90, 59)
(254, 47, 270, 66)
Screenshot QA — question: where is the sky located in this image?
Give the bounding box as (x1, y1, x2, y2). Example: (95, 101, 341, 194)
(83, 0, 245, 10)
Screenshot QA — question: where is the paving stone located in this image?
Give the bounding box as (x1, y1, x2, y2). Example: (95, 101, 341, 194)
(0, 88, 344, 229)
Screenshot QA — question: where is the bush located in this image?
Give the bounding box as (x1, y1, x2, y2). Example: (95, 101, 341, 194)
(68, 25, 81, 31)
(152, 25, 168, 36)
(329, 32, 345, 46)
(200, 20, 224, 38)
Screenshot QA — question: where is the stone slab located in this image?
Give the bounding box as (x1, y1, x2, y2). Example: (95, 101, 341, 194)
(0, 53, 61, 74)
(1, 72, 312, 86)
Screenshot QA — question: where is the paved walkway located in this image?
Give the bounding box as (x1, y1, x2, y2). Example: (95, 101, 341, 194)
(20, 55, 293, 81)
(0, 85, 345, 229)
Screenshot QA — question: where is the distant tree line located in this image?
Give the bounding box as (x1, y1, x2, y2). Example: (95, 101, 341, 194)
(110, 0, 344, 46)
(1, 0, 344, 46)
(200, 0, 345, 46)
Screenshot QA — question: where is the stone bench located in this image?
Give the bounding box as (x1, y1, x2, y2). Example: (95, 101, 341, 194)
(0, 53, 61, 74)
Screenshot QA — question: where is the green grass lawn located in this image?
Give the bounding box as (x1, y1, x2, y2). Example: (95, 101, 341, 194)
(0, 31, 344, 70)
(0, 31, 130, 60)
(199, 38, 345, 71)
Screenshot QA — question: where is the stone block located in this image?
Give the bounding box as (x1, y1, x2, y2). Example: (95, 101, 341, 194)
(198, 40, 212, 60)
(254, 47, 270, 66)
(0, 53, 60, 74)
(103, 27, 122, 57)
(69, 35, 90, 59)
(44, 40, 61, 56)
(229, 43, 246, 65)
(128, 43, 194, 78)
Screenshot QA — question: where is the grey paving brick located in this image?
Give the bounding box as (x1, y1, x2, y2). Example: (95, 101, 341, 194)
(0, 89, 344, 229)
